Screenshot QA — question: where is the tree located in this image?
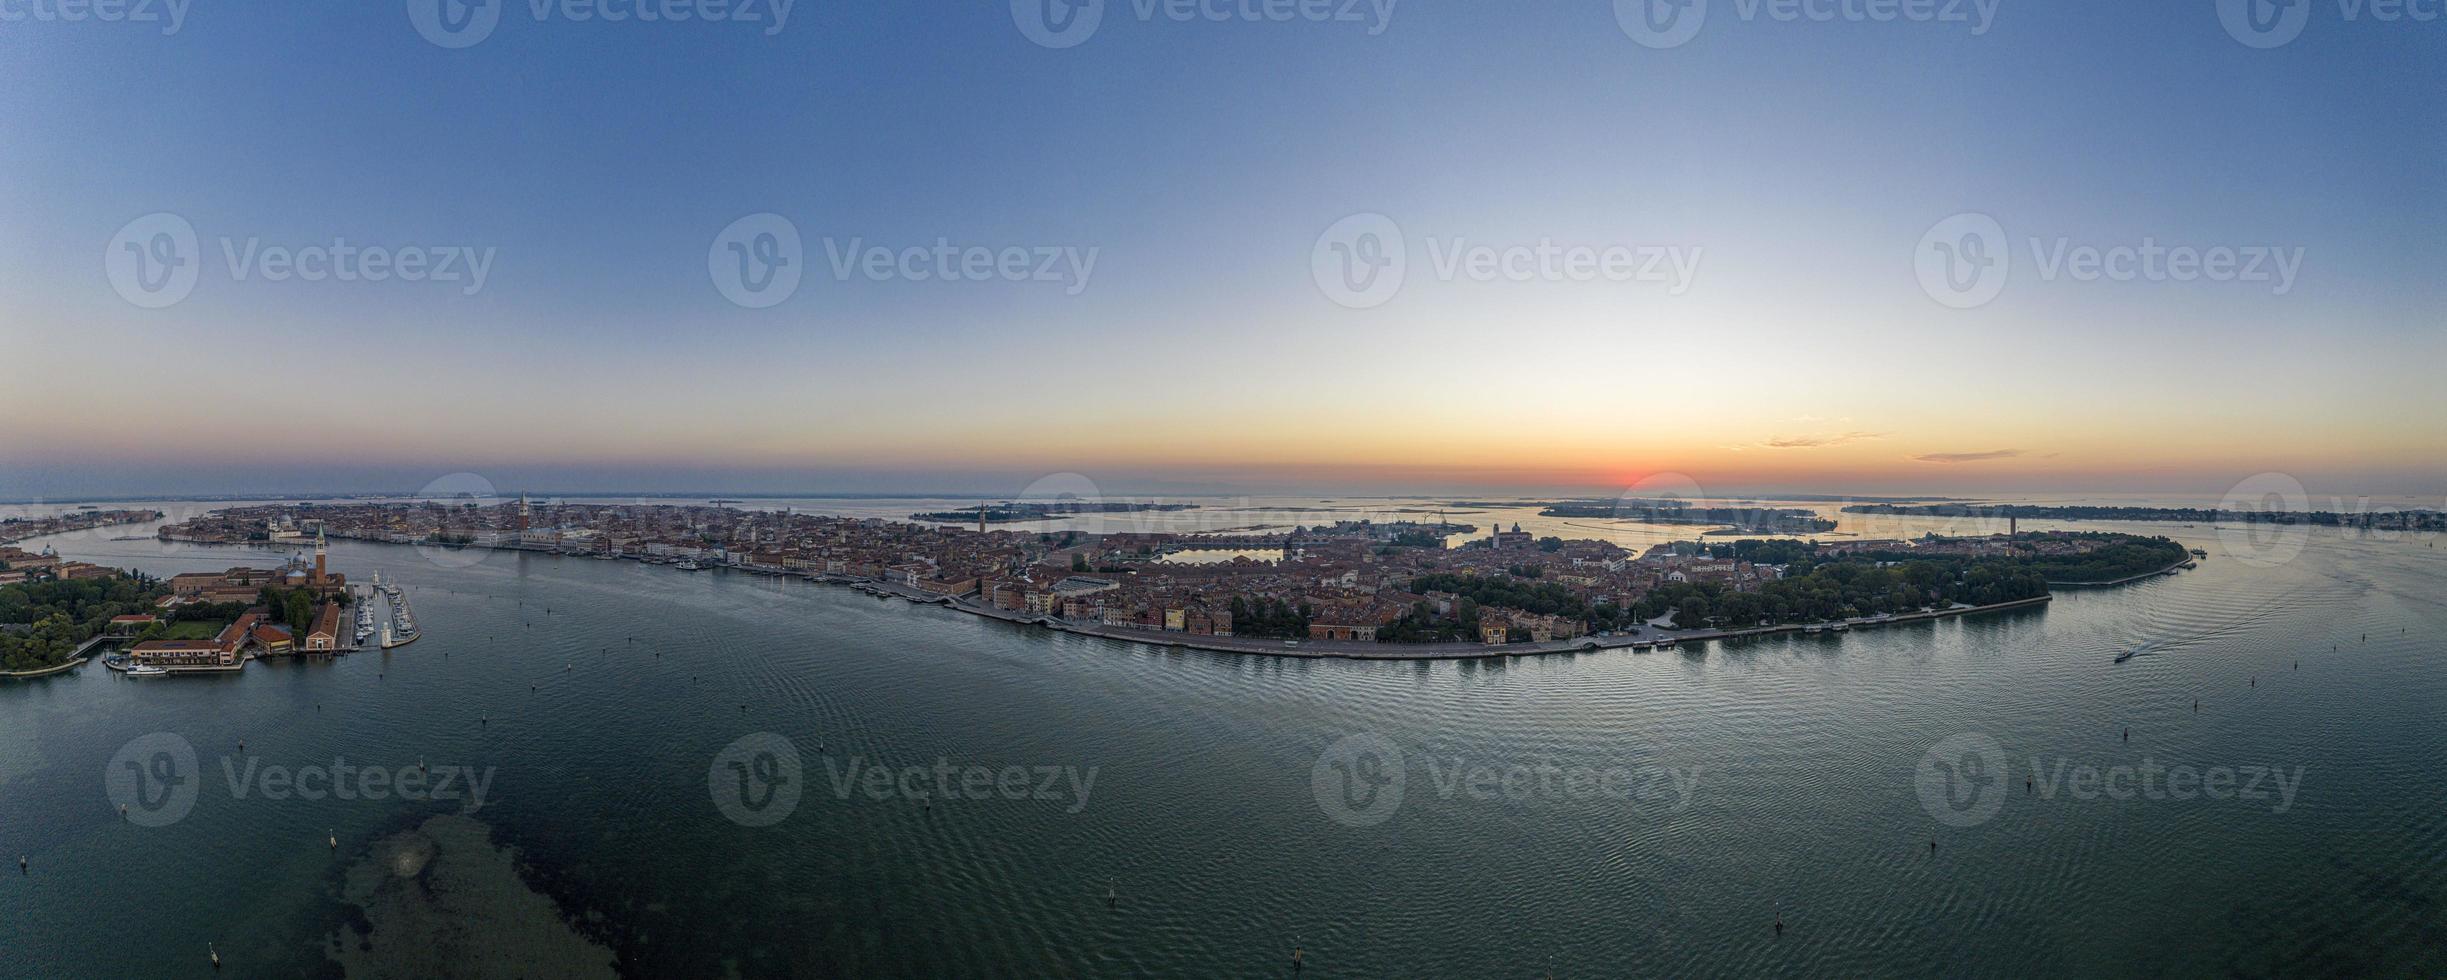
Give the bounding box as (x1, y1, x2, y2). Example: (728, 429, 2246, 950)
(1677, 596, 1711, 627)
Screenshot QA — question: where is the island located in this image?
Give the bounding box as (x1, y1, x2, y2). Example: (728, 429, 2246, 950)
(910, 501, 1201, 524)
(1844, 502, 2447, 531)
(148, 500, 2198, 659)
(1536, 499, 1840, 534)
(0, 509, 161, 547)
(1, 532, 364, 677)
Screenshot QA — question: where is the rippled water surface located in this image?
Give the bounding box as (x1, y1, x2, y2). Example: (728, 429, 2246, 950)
(2, 510, 2441, 977)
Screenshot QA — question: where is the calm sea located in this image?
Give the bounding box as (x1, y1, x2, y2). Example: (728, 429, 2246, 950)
(1, 499, 2440, 976)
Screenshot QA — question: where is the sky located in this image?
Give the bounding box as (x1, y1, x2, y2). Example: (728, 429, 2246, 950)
(1, 0, 2441, 501)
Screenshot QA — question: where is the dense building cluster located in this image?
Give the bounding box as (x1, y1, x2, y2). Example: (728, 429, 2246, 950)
(0, 510, 159, 586)
(158, 501, 2139, 645)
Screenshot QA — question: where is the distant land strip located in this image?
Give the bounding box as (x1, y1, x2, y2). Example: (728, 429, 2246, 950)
(1844, 503, 2447, 531)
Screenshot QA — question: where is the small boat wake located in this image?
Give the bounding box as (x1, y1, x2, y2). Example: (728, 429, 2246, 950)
(2113, 584, 2312, 665)
(2113, 640, 2159, 664)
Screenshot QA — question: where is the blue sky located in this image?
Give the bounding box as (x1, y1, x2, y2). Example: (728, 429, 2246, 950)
(2, 1, 2441, 499)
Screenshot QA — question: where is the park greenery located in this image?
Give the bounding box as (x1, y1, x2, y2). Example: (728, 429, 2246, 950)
(1398, 572, 1641, 641)
(0, 574, 353, 671)
(1630, 558, 2047, 631)
(0, 575, 165, 672)
(1383, 534, 2179, 641)
(1226, 595, 1313, 639)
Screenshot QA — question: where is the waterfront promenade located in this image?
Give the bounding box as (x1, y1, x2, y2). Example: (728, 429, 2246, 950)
(844, 576, 2056, 661)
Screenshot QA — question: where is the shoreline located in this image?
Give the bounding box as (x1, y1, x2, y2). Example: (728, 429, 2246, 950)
(0, 654, 91, 680)
(832, 572, 2057, 661)
(93, 533, 2102, 663)
(2044, 554, 2196, 589)
(0, 634, 113, 680)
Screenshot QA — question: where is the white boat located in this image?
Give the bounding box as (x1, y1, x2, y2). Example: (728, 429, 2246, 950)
(126, 664, 168, 677)
(677, 559, 703, 571)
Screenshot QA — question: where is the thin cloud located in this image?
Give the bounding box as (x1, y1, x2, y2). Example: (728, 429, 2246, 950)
(1912, 449, 2025, 463)
(1763, 431, 1885, 449)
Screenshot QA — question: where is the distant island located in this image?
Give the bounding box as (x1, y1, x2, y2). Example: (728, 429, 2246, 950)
(143, 501, 2201, 656)
(1844, 502, 2447, 531)
(1537, 499, 1839, 534)
(911, 502, 1199, 524)
(0, 509, 160, 546)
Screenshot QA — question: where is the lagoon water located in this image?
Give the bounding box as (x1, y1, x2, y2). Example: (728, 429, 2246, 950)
(2, 501, 2442, 976)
